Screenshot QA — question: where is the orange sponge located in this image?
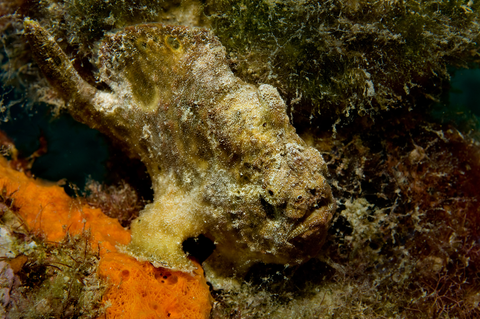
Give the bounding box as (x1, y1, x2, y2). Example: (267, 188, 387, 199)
(98, 253, 212, 319)
(0, 156, 130, 254)
(0, 156, 212, 318)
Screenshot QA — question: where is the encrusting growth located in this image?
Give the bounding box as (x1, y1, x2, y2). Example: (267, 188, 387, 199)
(98, 253, 212, 319)
(23, 19, 336, 273)
(0, 156, 130, 253)
(0, 155, 212, 318)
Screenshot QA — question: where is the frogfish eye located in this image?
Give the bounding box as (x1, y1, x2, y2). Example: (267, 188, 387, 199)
(165, 36, 181, 50)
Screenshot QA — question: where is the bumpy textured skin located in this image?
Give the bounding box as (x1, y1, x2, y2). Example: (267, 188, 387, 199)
(23, 19, 335, 273)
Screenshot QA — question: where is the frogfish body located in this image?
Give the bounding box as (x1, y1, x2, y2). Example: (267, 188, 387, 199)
(24, 19, 335, 273)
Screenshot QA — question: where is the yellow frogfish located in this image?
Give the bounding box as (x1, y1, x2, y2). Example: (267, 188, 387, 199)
(23, 19, 335, 275)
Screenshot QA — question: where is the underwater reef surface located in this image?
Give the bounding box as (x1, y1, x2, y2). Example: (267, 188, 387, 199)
(206, 0, 480, 126)
(0, 156, 212, 318)
(1, 0, 480, 318)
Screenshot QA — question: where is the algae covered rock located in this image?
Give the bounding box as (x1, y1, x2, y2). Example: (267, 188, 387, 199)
(206, 0, 480, 123)
(23, 20, 335, 273)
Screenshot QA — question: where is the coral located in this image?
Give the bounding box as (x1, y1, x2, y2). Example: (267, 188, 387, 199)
(205, 0, 480, 124)
(98, 253, 212, 319)
(23, 20, 336, 274)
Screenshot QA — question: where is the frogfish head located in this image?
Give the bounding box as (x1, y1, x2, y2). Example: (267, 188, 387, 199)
(214, 140, 336, 267)
(260, 142, 335, 261)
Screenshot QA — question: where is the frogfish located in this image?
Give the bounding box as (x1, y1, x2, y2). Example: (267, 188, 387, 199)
(23, 19, 336, 275)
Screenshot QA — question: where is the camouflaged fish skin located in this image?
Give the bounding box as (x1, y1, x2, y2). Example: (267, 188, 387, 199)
(24, 19, 335, 272)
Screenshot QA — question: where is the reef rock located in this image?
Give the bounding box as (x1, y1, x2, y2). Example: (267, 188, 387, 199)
(23, 19, 335, 273)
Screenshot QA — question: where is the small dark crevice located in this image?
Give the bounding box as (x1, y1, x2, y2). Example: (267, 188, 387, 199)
(260, 196, 276, 219)
(182, 235, 216, 263)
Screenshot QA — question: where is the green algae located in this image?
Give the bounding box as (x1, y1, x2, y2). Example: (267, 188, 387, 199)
(206, 0, 480, 124)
